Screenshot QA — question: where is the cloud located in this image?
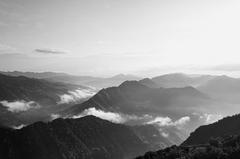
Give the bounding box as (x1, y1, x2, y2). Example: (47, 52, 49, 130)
(58, 88, 96, 104)
(72, 107, 126, 123)
(70, 107, 191, 127)
(70, 107, 154, 124)
(50, 114, 61, 120)
(174, 116, 191, 126)
(161, 132, 169, 138)
(0, 100, 40, 113)
(35, 49, 68, 54)
(12, 124, 26, 129)
(147, 117, 172, 126)
(192, 112, 222, 124)
(200, 113, 222, 124)
(146, 116, 190, 127)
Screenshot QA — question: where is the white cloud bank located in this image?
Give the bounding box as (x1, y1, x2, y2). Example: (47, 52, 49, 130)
(146, 116, 190, 127)
(72, 107, 126, 123)
(50, 114, 61, 120)
(200, 113, 222, 124)
(71, 107, 190, 128)
(58, 88, 96, 104)
(71, 107, 154, 124)
(12, 124, 26, 129)
(0, 100, 40, 113)
(192, 112, 223, 124)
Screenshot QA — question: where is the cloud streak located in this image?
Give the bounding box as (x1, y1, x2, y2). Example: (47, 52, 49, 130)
(146, 116, 190, 127)
(12, 124, 26, 129)
(71, 107, 153, 124)
(35, 49, 67, 54)
(0, 100, 40, 113)
(58, 88, 96, 104)
(72, 107, 126, 123)
(200, 113, 222, 124)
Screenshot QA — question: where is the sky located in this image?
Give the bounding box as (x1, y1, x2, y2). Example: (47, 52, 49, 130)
(0, 0, 240, 77)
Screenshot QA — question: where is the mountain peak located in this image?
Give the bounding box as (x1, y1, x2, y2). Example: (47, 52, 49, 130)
(119, 80, 147, 89)
(109, 74, 140, 80)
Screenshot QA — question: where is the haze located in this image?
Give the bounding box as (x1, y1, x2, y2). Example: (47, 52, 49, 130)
(0, 0, 240, 77)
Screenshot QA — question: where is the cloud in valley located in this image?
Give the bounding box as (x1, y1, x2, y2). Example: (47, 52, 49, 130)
(161, 132, 169, 138)
(200, 113, 222, 124)
(50, 114, 61, 120)
(146, 116, 190, 127)
(72, 107, 126, 123)
(12, 124, 26, 129)
(0, 100, 40, 113)
(58, 88, 96, 104)
(192, 112, 223, 124)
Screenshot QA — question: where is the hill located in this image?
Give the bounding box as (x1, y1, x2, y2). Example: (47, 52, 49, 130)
(0, 115, 149, 159)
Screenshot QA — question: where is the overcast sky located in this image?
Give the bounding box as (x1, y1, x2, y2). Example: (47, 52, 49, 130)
(0, 0, 240, 77)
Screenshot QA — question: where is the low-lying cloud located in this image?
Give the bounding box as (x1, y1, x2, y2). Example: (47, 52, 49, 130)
(0, 100, 40, 113)
(35, 49, 67, 54)
(71, 107, 154, 124)
(200, 113, 222, 124)
(12, 124, 26, 129)
(50, 114, 61, 120)
(58, 88, 96, 104)
(192, 112, 223, 124)
(70, 107, 190, 128)
(146, 116, 190, 127)
(72, 107, 126, 123)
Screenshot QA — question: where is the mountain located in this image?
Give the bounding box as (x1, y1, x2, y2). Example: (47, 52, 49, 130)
(0, 73, 80, 105)
(46, 73, 141, 88)
(0, 71, 68, 79)
(131, 125, 174, 150)
(0, 71, 141, 89)
(67, 80, 210, 116)
(139, 78, 159, 88)
(182, 114, 240, 146)
(197, 75, 240, 103)
(136, 135, 240, 159)
(146, 73, 240, 104)
(0, 73, 96, 127)
(151, 73, 214, 88)
(63, 80, 212, 146)
(0, 115, 149, 159)
(135, 114, 240, 159)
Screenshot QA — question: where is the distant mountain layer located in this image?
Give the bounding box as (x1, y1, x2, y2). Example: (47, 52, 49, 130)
(140, 73, 240, 103)
(0, 71, 68, 79)
(150, 73, 214, 88)
(197, 75, 240, 103)
(0, 73, 96, 127)
(67, 80, 210, 116)
(0, 71, 141, 88)
(0, 116, 151, 159)
(0, 73, 84, 105)
(182, 114, 240, 146)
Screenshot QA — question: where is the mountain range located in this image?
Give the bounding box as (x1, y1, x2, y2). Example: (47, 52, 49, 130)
(2, 71, 240, 159)
(0, 115, 181, 159)
(0, 71, 141, 89)
(182, 114, 240, 146)
(0, 73, 97, 127)
(66, 80, 210, 116)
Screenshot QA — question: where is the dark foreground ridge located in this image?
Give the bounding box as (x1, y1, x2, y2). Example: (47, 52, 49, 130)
(136, 114, 240, 159)
(136, 134, 240, 159)
(0, 115, 148, 159)
(182, 114, 240, 146)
